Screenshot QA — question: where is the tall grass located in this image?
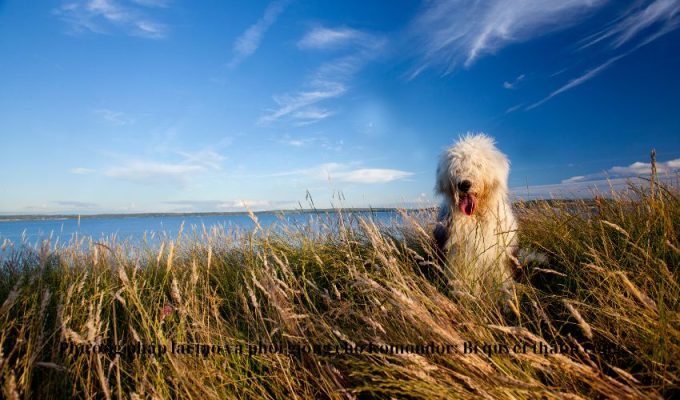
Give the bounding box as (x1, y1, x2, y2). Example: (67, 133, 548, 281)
(1, 180, 678, 399)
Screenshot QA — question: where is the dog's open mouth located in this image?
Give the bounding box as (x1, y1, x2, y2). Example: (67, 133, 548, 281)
(459, 193, 477, 216)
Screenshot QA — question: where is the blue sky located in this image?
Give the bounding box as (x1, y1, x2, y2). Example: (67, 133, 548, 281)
(1, 0, 679, 214)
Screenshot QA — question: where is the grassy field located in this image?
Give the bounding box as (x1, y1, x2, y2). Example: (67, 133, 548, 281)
(1, 179, 678, 399)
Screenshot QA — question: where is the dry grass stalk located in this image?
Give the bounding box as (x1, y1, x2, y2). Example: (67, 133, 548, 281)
(562, 301, 594, 340)
(0, 178, 677, 399)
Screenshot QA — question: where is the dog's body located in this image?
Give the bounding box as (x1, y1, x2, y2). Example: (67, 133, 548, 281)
(433, 133, 518, 296)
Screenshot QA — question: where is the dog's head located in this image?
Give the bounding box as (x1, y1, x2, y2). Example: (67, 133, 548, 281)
(435, 133, 510, 217)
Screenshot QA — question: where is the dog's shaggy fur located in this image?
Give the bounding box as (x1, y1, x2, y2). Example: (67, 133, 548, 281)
(433, 133, 518, 296)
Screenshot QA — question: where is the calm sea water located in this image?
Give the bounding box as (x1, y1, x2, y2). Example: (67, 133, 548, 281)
(0, 211, 401, 249)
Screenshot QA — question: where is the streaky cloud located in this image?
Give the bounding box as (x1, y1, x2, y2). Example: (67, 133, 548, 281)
(338, 168, 414, 184)
(229, 0, 289, 67)
(93, 108, 135, 125)
(260, 26, 385, 125)
(526, 1, 680, 111)
(529, 0, 680, 111)
(70, 167, 95, 174)
(511, 177, 641, 200)
(503, 74, 525, 89)
(408, 0, 606, 76)
(258, 82, 346, 125)
(273, 162, 413, 184)
(297, 26, 367, 50)
(580, 0, 680, 50)
(164, 199, 292, 212)
(505, 104, 523, 114)
(560, 158, 680, 184)
(526, 54, 624, 110)
(54, 0, 169, 39)
(513, 157, 680, 200)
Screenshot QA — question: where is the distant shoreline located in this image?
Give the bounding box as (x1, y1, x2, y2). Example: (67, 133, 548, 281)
(0, 199, 597, 222)
(0, 208, 414, 222)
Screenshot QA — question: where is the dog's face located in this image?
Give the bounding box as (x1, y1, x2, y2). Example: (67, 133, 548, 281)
(435, 133, 510, 216)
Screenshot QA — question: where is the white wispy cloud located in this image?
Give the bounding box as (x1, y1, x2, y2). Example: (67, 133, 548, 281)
(561, 175, 586, 184)
(512, 157, 680, 200)
(503, 74, 525, 89)
(259, 82, 346, 125)
(228, 0, 289, 67)
(279, 138, 311, 147)
(561, 158, 680, 184)
(134, 20, 165, 38)
(54, 0, 169, 39)
(260, 26, 385, 125)
(406, 0, 679, 109)
(217, 199, 273, 210)
(297, 26, 368, 50)
(505, 104, 524, 114)
(276, 134, 343, 150)
(175, 148, 226, 170)
(408, 0, 606, 76)
(276, 135, 316, 147)
(164, 199, 289, 212)
(581, 0, 680, 49)
(338, 168, 413, 183)
(275, 162, 413, 184)
(528, 0, 680, 109)
(511, 177, 643, 200)
(292, 108, 335, 126)
(70, 167, 95, 174)
(93, 108, 135, 125)
(104, 141, 227, 185)
(526, 54, 624, 110)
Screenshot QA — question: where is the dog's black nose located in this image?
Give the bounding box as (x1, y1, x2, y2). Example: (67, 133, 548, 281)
(458, 180, 472, 193)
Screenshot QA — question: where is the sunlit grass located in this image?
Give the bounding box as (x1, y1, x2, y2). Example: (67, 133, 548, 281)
(1, 179, 678, 399)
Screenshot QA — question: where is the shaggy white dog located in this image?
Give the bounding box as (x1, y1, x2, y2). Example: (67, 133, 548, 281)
(433, 133, 518, 296)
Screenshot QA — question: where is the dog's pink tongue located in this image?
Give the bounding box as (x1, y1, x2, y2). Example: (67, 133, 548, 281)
(459, 194, 476, 216)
